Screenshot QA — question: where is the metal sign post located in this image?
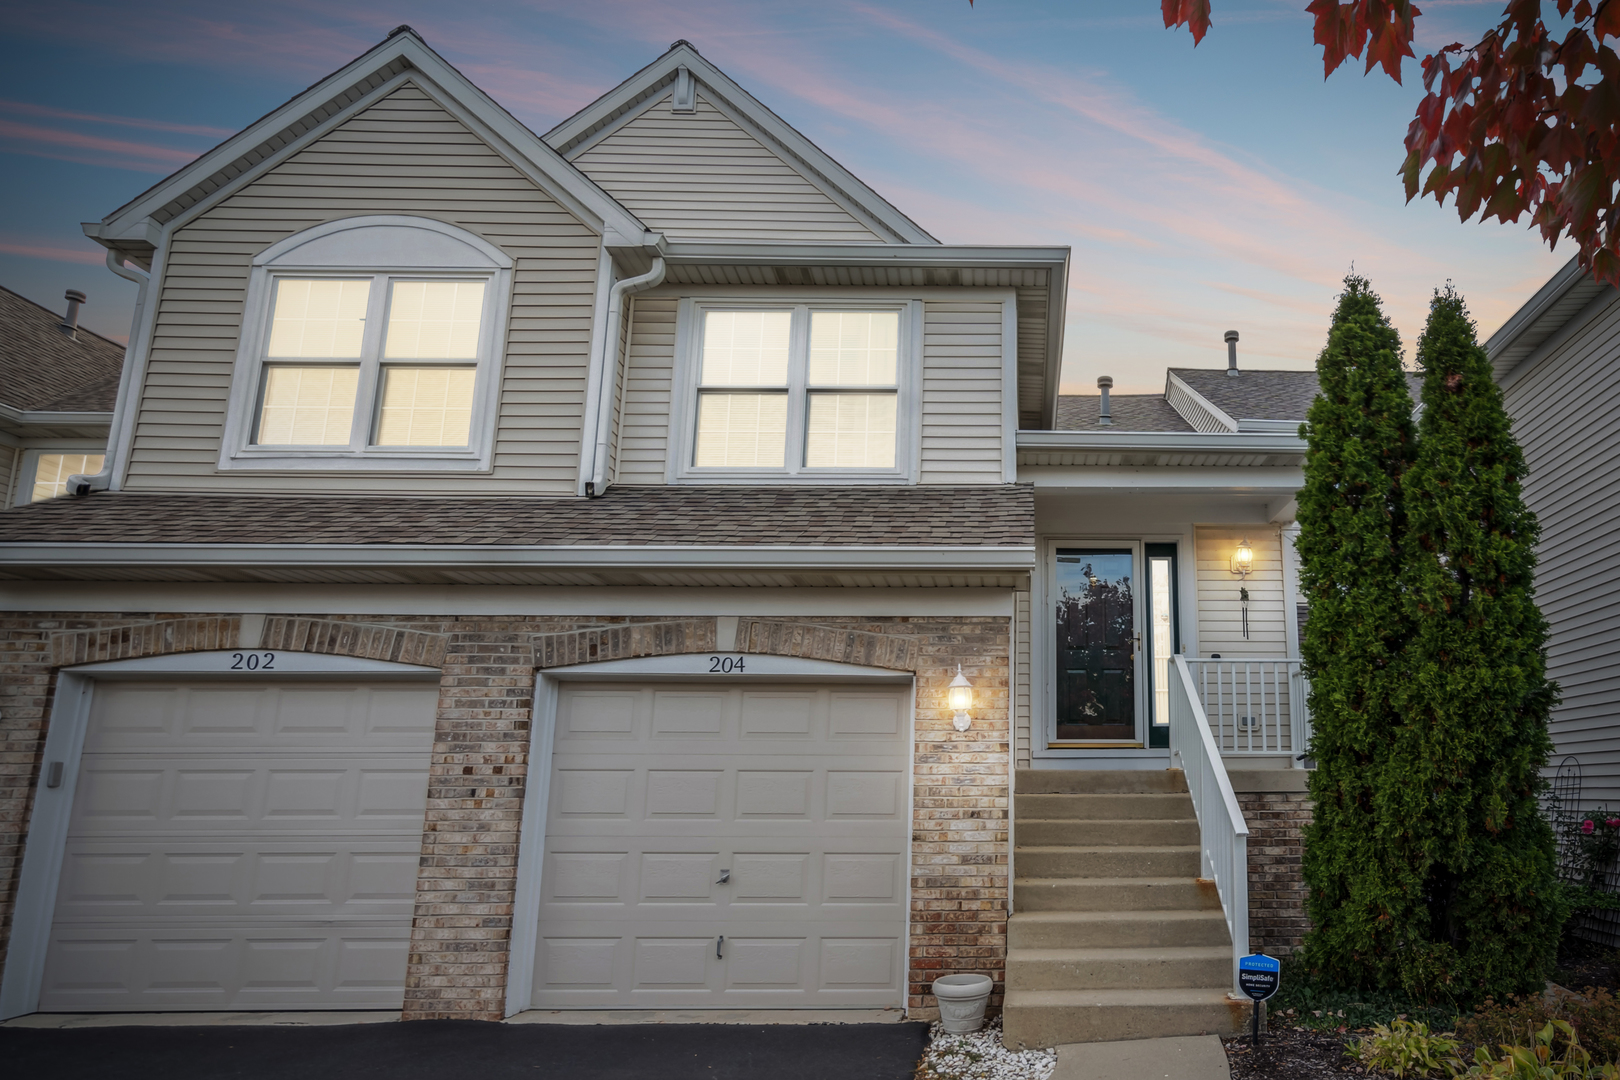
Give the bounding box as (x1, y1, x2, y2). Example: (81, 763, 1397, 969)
(1237, 953, 1280, 1048)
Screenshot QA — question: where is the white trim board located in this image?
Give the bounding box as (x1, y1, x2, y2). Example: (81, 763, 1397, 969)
(0, 583, 1020, 617)
(0, 650, 441, 1021)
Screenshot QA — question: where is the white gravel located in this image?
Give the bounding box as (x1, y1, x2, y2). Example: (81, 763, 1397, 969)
(915, 1016, 1058, 1080)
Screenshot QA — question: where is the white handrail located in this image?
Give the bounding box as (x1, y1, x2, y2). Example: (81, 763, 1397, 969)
(1169, 654, 1250, 995)
(1183, 657, 1309, 761)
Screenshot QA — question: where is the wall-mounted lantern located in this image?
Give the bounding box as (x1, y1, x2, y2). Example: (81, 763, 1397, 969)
(1230, 537, 1255, 579)
(948, 665, 974, 732)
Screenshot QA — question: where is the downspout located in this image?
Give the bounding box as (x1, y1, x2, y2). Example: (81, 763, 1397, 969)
(585, 256, 665, 498)
(67, 248, 151, 495)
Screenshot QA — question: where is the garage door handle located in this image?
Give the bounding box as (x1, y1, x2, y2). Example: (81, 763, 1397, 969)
(716, 869, 730, 884)
(716, 935, 724, 960)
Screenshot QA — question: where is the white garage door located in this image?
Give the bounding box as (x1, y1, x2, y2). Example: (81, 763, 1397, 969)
(37, 680, 438, 1012)
(531, 682, 911, 1009)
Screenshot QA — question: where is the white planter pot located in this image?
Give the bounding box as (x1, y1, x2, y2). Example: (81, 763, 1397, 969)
(932, 973, 994, 1034)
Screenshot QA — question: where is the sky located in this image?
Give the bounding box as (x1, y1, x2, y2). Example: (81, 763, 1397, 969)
(0, 0, 1567, 394)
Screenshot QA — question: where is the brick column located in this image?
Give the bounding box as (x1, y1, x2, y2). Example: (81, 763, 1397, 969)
(402, 627, 535, 1020)
(1238, 790, 1313, 955)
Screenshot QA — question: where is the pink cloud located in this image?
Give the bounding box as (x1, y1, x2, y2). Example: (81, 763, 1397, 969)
(0, 99, 236, 139)
(0, 119, 201, 167)
(0, 240, 108, 265)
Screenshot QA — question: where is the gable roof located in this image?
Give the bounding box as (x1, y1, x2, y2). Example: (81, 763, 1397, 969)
(1055, 393, 1193, 432)
(545, 41, 936, 245)
(0, 285, 124, 414)
(82, 27, 659, 267)
(1169, 368, 1320, 423)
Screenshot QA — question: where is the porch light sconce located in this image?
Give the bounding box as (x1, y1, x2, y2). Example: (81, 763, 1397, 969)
(948, 665, 974, 732)
(1230, 537, 1255, 579)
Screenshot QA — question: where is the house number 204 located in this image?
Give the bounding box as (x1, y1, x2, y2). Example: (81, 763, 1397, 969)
(707, 655, 745, 673)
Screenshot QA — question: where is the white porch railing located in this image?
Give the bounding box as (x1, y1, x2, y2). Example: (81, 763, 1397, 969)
(1168, 654, 1249, 995)
(1183, 657, 1311, 761)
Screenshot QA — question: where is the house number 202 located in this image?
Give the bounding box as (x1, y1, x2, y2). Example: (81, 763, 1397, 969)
(708, 655, 745, 673)
(230, 651, 276, 670)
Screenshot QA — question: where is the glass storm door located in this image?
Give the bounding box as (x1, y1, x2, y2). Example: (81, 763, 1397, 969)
(1054, 549, 1137, 741)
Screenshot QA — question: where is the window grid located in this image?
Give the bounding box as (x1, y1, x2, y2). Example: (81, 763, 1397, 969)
(29, 453, 104, 503)
(249, 274, 489, 453)
(690, 305, 905, 475)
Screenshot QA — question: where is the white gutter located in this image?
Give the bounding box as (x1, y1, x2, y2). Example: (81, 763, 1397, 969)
(0, 542, 1036, 573)
(1016, 430, 1305, 453)
(586, 256, 666, 497)
(66, 248, 150, 496)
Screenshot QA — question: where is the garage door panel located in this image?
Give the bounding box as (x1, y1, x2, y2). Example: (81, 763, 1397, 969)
(70, 756, 429, 835)
(533, 682, 909, 1010)
(40, 681, 436, 1012)
(85, 684, 435, 751)
(54, 841, 422, 919)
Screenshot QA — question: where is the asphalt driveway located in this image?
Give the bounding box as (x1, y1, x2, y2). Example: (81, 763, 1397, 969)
(0, 1019, 931, 1080)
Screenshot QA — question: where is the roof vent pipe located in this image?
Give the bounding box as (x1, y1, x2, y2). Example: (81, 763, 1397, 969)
(1097, 375, 1113, 426)
(1225, 329, 1240, 376)
(61, 289, 86, 338)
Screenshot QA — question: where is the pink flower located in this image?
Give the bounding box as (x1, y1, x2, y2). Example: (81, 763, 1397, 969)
(1606, 819, 1620, 829)
(1583, 820, 1596, 834)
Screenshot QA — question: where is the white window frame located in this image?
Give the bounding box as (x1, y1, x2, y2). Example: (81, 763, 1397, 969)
(218, 216, 513, 473)
(11, 445, 108, 506)
(667, 297, 922, 484)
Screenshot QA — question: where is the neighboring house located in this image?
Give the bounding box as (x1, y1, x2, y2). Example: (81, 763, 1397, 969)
(1486, 261, 1620, 818)
(0, 286, 124, 508)
(0, 29, 1326, 1046)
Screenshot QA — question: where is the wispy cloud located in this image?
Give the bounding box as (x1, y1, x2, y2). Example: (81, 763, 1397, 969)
(0, 119, 201, 172)
(0, 99, 236, 139)
(0, 239, 107, 265)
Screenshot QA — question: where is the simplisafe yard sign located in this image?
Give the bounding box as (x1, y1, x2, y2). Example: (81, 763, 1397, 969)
(1238, 953, 1280, 1047)
(1238, 953, 1280, 1001)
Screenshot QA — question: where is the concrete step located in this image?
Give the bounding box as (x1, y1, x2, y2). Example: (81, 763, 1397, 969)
(1014, 876, 1223, 912)
(1006, 945, 1233, 991)
(1015, 817, 1200, 847)
(1015, 845, 1201, 879)
(1015, 769, 1188, 795)
(1009, 910, 1231, 950)
(1013, 793, 1194, 821)
(1002, 988, 1249, 1049)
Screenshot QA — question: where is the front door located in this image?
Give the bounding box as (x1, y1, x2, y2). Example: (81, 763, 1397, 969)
(1054, 548, 1137, 742)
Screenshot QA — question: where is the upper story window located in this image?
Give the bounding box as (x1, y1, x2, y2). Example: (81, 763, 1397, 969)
(675, 301, 918, 482)
(220, 216, 511, 473)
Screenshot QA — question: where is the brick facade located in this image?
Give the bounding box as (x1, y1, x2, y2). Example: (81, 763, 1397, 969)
(1238, 790, 1313, 956)
(0, 610, 1009, 1021)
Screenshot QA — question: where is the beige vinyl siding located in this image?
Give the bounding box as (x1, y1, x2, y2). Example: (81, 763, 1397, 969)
(920, 301, 1004, 484)
(604, 292, 633, 483)
(1503, 294, 1620, 805)
(0, 446, 17, 509)
(572, 93, 882, 244)
(614, 296, 679, 484)
(1015, 588, 1032, 770)
(1193, 526, 1289, 658)
(126, 82, 600, 495)
(1015, 285, 1047, 429)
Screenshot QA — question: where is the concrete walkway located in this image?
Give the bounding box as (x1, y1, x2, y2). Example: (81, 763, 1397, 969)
(1054, 1034, 1230, 1080)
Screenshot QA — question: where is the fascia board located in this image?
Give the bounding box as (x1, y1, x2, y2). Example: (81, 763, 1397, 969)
(1020, 465, 1304, 492)
(1016, 431, 1304, 453)
(1485, 256, 1584, 364)
(96, 34, 649, 244)
(1497, 283, 1619, 392)
(1040, 256, 1069, 429)
(546, 44, 936, 245)
(0, 405, 113, 427)
(662, 242, 1070, 268)
(0, 543, 1036, 573)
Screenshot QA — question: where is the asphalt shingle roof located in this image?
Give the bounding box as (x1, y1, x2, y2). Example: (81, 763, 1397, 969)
(1055, 394, 1194, 432)
(1169, 368, 1320, 422)
(0, 285, 125, 413)
(0, 485, 1035, 547)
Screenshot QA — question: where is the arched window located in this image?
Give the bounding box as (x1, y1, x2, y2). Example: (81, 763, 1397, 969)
(220, 216, 512, 472)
